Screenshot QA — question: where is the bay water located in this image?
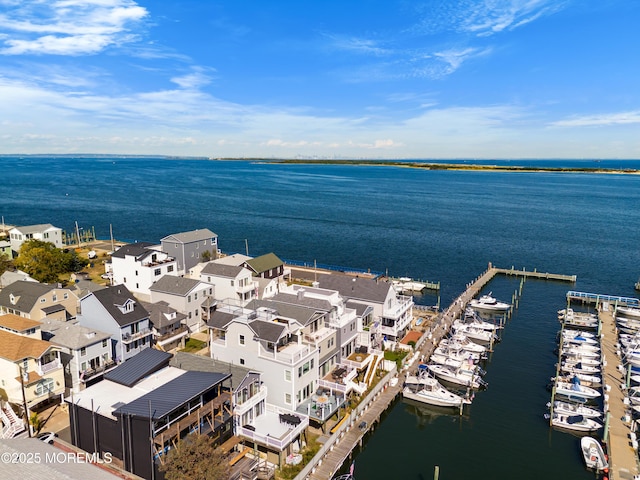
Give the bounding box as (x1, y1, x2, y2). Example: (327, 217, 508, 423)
(2, 157, 639, 478)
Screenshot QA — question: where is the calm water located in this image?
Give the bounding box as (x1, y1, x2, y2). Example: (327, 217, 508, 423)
(2, 157, 640, 479)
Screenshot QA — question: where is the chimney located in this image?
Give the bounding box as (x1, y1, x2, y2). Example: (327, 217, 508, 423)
(297, 289, 305, 300)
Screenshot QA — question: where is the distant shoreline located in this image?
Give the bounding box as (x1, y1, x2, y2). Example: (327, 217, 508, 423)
(259, 159, 640, 174)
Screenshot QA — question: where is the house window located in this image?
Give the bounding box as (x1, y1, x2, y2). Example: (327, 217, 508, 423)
(230, 280, 234, 287)
(102, 340, 107, 348)
(187, 295, 191, 302)
(240, 358, 245, 365)
(35, 379, 54, 396)
(285, 370, 291, 382)
(52, 294, 57, 302)
(194, 292, 198, 300)
(135, 270, 138, 276)
(168, 265, 174, 272)
(285, 393, 291, 405)
(154, 268, 161, 276)
(40, 298, 46, 303)
(126, 344, 130, 352)
(63, 293, 69, 300)
(80, 347, 86, 356)
(239, 335, 245, 345)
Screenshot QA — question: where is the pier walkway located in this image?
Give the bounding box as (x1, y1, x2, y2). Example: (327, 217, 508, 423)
(600, 306, 640, 480)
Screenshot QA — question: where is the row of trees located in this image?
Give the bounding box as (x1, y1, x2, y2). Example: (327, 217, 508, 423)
(0, 239, 88, 283)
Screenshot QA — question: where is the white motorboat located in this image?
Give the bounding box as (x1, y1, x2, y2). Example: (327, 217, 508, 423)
(545, 413, 603, 432)
(469, 293, 511, 312)
(463, 308, 503, 331)
(555, 373, 601, 388)
(429, 353, 464, 369)
(548, 401, 602, 419)
(561, 332, 599, 346)
(432, 345, 484, 363)
(562, 346, 600, 359)
(402, 376, 472, 408)
(563, 328, 597, 339)
(554, 380, 601, 400)
(426, 364, 487, 389)
(452, 322, 498, 344)
(581, 436, 609, 472)
(560, 362, 601, 376)
(562, 354, 601, 367)
(617, 306, 640, 319)
(441, 334, 488, 354)
(562, 317, 599, 329)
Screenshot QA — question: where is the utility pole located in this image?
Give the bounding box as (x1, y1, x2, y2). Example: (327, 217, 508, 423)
(19, 366, 31, 437)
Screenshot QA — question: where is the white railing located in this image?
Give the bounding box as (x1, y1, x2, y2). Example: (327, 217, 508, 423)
(37, 360, 61, 375)
(384, 296, 414, 319)
(1, 407, 25, 439)
(259, 345, 313, 365)
(234, 386, 267, 417)
(239, 417, 308, 452)
(122, 328, 152, 343)
(318, 379, 348, 394)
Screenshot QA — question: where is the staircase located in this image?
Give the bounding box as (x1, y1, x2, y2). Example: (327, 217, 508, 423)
(1, 405, 25, 439)
(364, 353, 383, 386)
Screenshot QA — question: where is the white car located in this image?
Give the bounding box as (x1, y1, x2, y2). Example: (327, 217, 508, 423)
(37, 432, 57, 444)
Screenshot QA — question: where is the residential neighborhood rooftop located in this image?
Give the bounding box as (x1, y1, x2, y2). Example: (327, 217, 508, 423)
(201, 262, 245, 278)
(0, 313, 41, 333)
(89, 286, 150, 327)
(104, 348, 172, 387)
(0, 280, 57, 312)
(161, 228, 217, 244)
(149, 275, 203, 296)
(0, 329, 54, 362)
(39, 319, 112, 350)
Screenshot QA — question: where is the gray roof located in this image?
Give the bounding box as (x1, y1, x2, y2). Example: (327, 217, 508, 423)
(201, 262, 244, 278)
(71, 279, 107, 298)
(0, 438, 119, 480)
(207, 310, 236, 330)
(90, 285, 150, 327)
(271, 292, 333, 312)
(248, 319, 286, 343)
(317, 274, 391, 303)
(213, 254, 251, 267)
(170, 351, 255, 387)
(12, 223, 59, 234)
(104, 348, 172, 387)
(248, 298, 324, 327)
(0, 280, 56, 312)
(39, 319, 112, 350)
(346, 299, 374, 317)
(140, 300, 186, 329)
(161, 228, 217, 244)
(113, 370, 229, 420)
(41, 304, 66, 314)
(0, 270, 37, 288)
(149, 275, 202, 296)
(110, 241, 155, 259)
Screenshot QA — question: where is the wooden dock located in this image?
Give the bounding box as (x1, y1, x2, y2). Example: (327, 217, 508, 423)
(307, 384, 401, 480)
(568, 291, 639, 308)
(497, 266, 576, 282)
(599, 306, 640, 480)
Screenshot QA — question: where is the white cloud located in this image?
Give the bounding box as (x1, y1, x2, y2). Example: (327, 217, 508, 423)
(327, 34, 393, 56)
(551, 111, 640, 127)
(0, 0, 148, 55)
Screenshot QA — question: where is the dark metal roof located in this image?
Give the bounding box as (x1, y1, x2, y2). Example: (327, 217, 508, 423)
(41, 304, 66, 314)
(104, 348, 172, 387)
(113, 370, 230, 420)
(170, 351, 256, 387)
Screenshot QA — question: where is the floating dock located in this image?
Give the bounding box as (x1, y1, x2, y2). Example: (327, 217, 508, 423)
(567, 291, 639, 307)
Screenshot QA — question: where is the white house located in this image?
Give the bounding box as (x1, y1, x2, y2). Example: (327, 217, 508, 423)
(149, 275, 214, 332)
(108, 242, 178, 300)
(199, 262, 259, 307)
(39, 318, 114, 394)
(8, 224, 64, 253)
(76, 286, 153, 363)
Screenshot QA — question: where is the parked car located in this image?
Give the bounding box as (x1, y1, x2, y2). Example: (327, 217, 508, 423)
(37, 431, 57, 444)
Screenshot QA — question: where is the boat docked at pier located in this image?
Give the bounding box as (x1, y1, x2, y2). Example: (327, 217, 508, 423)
(462, 308, 503, 331)
(545, 413, 603, 433)
(616, 306, 640, 320)
(452, 321, 499, 344)
(402, 373, 472, 408)
(441, 334, 488, 354)
(548, 401, 602, 419)
(426, 364, 487, 390)
(554, 380, 601, 400)
(469, 293, 511, 313)
(580, 436, 609, 472)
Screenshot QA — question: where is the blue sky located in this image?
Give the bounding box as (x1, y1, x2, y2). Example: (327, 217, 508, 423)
(1, 0, 639, 159)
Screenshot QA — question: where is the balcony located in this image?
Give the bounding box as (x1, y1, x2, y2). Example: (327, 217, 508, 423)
(258, 343, 313, 365)
(234, 385, 267, 417)
(122, 328, 152, 343)
(383, 295, 414, 320)
(302, 327, 333, 345)
(80, 359, 116, 382)
(156, 325, 189, 345)
(236, 281, 258, 294)
(37, 359, 62, 376)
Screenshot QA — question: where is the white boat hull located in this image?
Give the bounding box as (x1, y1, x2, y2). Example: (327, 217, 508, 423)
(581, 436, 609, 472)
(402, 386, 470, 408)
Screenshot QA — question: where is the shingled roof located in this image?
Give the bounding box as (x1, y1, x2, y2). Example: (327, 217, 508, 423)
(149, 275, 203, 296)
(0, 329, 54, 362)
(89, 286, 149, 327)
(248, 319, 286, 343)
(139, 300, 187, 329)
(0, 313, 41, 333)
(161, 229, 217, 244)
(0, 281, 56, 313)
(201, 262, 244, 278)
(110, 242, 155, 259)
(317, 274, 391, 303)
(244, 253, 283, 275)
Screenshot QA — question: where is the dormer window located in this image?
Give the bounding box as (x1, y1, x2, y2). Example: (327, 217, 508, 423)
(9, 294, 17, 305)
(116, 299, 135, 314)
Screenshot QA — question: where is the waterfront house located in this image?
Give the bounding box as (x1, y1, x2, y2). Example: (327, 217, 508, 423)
(149, 275, 214, 333)
(0, 280, 79, 321)
(200, 261, 259, 306)
(8, 223, 64, 253)
(108, 242, 178, 301)
(67, 348, 233, 480)
(243, 252, 287, 281)
(39, 318, 113, 394)
(0, 328, 64, 419)
(76, 286, 153, 363)
(208, 302, 321, 413)
(317, 274, 414, 346)
(160, 228, 219, 276)
(0, 313, 42, 339)
(139, 300, 189, 351)
(169, 351, 307, 470)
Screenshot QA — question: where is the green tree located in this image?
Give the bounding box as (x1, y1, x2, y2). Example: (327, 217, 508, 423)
(0, 255, 13, 276)
(15, 240, 88, 283)
(201, 250, 212, 262)
(159, 434, 230, 480)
